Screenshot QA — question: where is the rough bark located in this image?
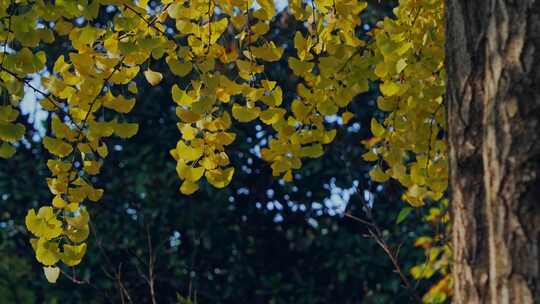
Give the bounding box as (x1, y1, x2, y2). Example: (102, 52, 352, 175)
(446, 1, 540, 303)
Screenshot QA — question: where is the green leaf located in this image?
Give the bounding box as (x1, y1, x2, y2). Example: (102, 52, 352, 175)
(396, 207, 412, 224)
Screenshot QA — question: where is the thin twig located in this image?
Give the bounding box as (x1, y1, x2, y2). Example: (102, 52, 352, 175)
(347, 207, 422, 302)
(344, 212, 376, 227)
(116, 264, 134, 304)
(59, 268, 89, 285)
(146, 224, 157, 304)
(341, 145, 422, 302)
(92, 223, 133, 304)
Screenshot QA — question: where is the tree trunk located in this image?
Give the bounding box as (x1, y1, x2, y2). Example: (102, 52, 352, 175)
(445, 1, 540, 303)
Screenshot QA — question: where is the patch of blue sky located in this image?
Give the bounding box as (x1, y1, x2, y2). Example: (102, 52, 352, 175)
(19, 71, 49, 140)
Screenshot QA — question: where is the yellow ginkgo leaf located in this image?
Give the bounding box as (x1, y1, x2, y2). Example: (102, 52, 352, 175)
(176, 162, 205, 182)
(236, 60, 264, 80)
(300, 144, 324, 158)
(0, 122, 25, 142)
(61, 243, 87, 266)
(212, 124, 232, 138)
(232, 103, 260, 122)
(87, 187, 104, 202)
(97, 142, 108, 158)
(260, 86, 283, 107)
(176, 108, 202, 123)
(370, 118, 386, 137)
(180, 180, 199, 195)
(342, 112, 354, 125)
(283, 170, 293, 182)
(128, 82, 138, 93)
(35, 238, 60, 266)
(55, 19, 73, 36)
(288, 57, 314, 77)
(65, 208, 90, 230)
(43, 266, 60, 283)
(167, 57, 192, 76)
(0, 142, 16, 158)
(43, 136, 73, 158)
(25, 207, 63, 240)
(114, 123, 139, 139)
(205, 167, 234, 188)
(47, 177, 68, 195)
(206, 132, 236, 147)
(260, 108, 286, 125)
(144, 69, 163, 86)
(374, 62, 389, 78)
(66, 224, 89, 243)
(377, 96, 398, 112)
(102, 93, 136, 114)
(369, 165, 390, 183)
(207, 18, 229, 43)
(251, 42, 284, 62)
(362, 151, 379, 161)
(83, 160, 101, 175)
(403, 184, 427, 207)
(317, 100, 338, 116)
(51, 116, 77, 141)
(201, 155, 218, 170)
(47, 160, 72, 176)
(261, 80, 276, 91)
(252, 21, 269, 36)
(67, 187, 86, 204)
(253, 0, 275, 20)
(396, 58, 408, 73)
(52, 196, 67, 209)
(87, 121, 115, 140)
(180, 124, 198, 140)
(0, 106, 20, 122)
(292, 100, 310, 121)
(322, 129, 337, 144)
(175, 141, 203, 162)
(293, 32, 313, 60)
(380, 81, 400, 96)
(172, 85, 195, 106)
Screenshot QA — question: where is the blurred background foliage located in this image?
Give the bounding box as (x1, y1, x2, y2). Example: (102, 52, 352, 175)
(0, 0, 445, 303)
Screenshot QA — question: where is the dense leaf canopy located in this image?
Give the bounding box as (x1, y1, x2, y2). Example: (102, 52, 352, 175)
(0, 0, 449, 303)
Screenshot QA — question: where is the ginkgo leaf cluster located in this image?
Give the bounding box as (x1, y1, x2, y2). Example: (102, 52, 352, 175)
(364, 0, 450, 301)
(0, 0, 449, 293)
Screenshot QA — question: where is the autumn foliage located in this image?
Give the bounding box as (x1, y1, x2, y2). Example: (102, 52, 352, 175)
(1, 0, 448, 301)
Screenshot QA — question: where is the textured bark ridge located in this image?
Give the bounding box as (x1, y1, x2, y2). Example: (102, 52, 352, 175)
(446, 1, 540, 303)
